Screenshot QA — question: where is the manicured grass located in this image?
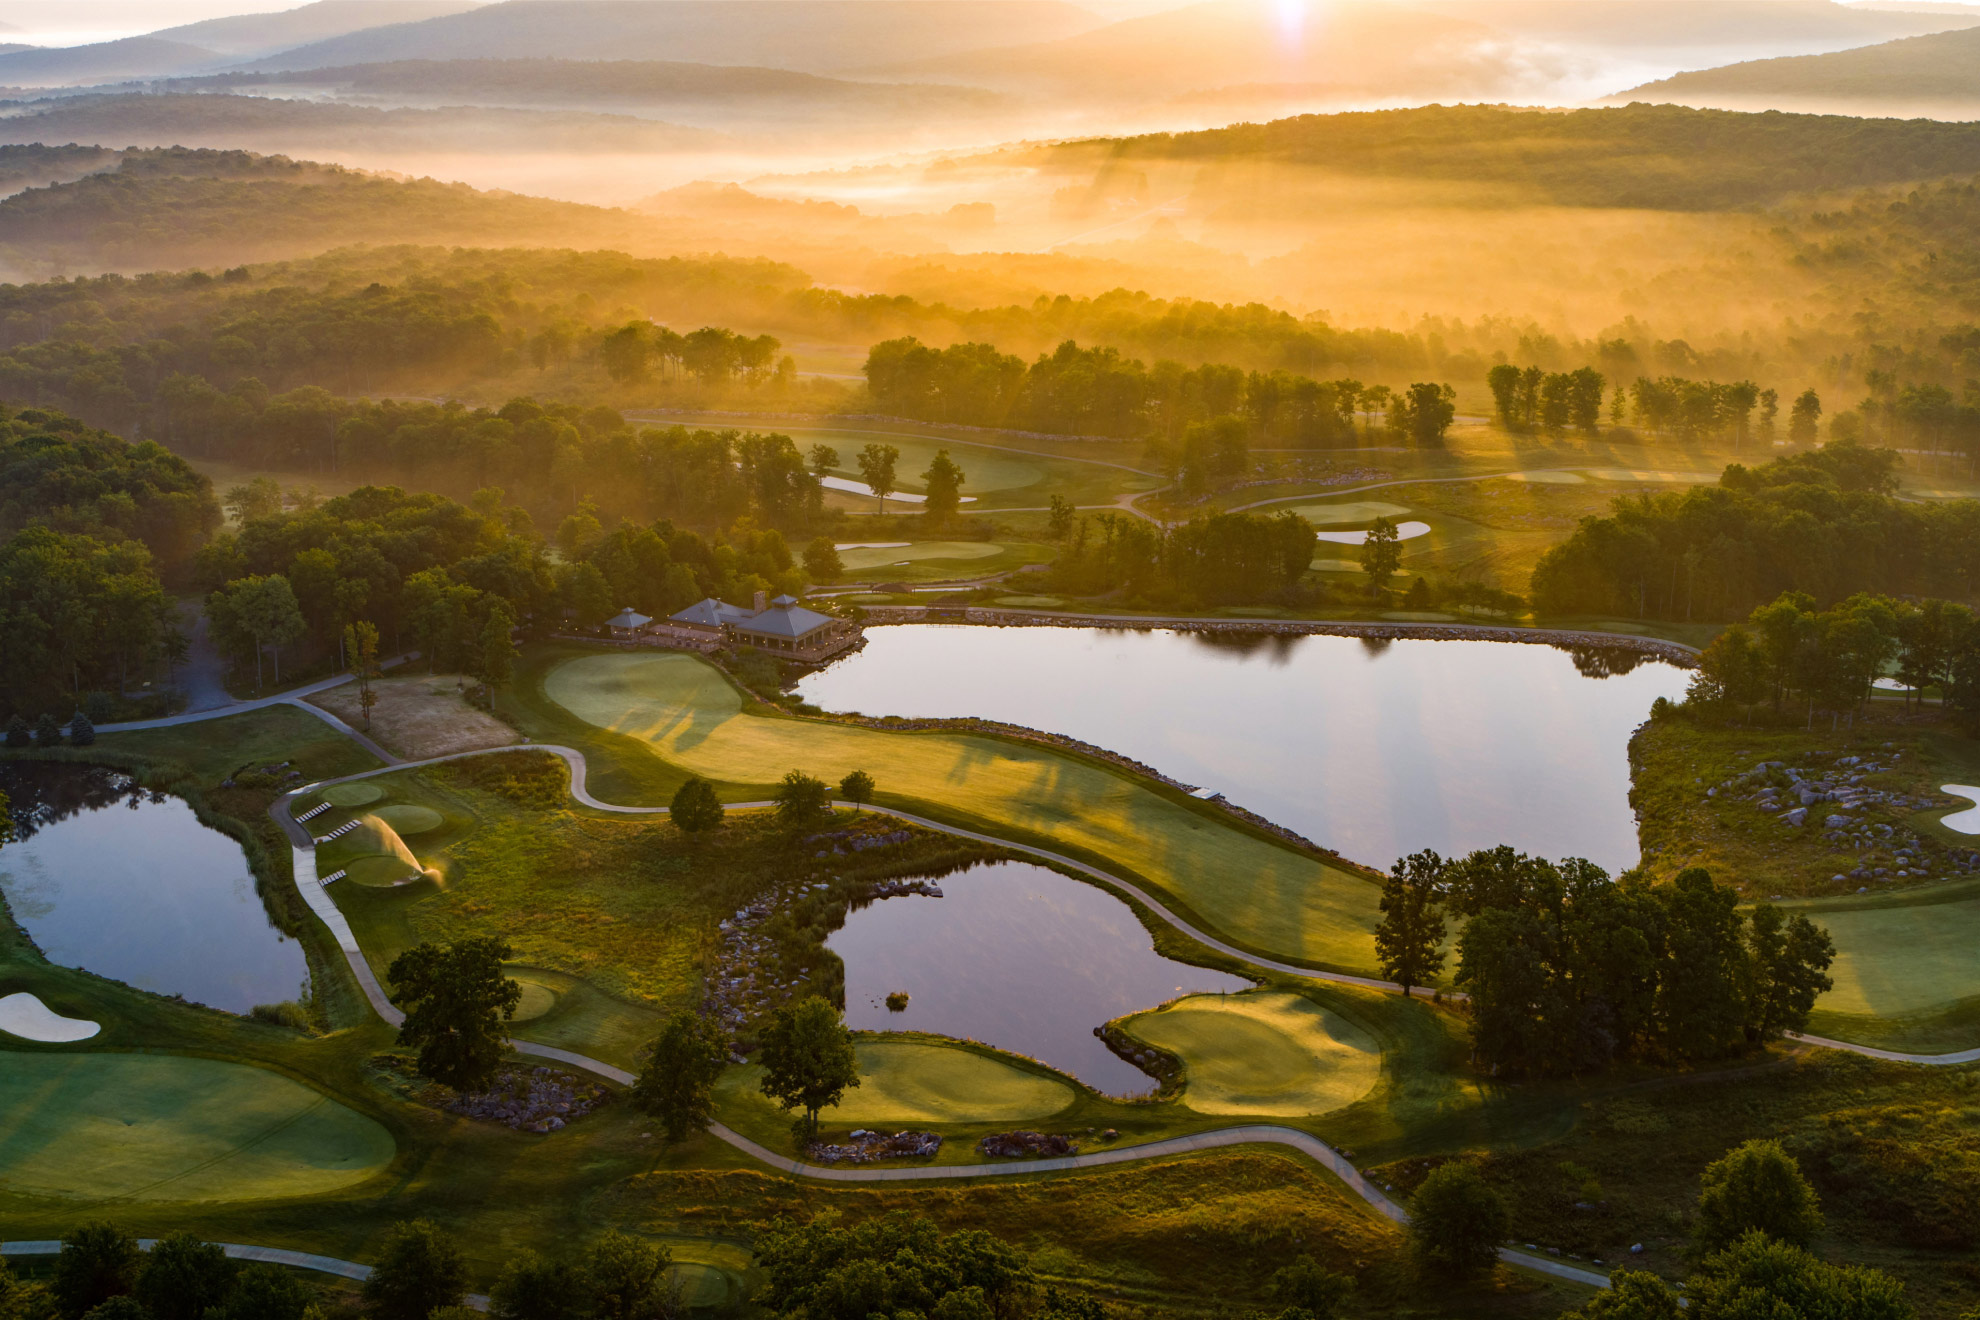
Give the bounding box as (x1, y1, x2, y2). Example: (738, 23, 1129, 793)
(510, 976, 559, 1023)
(833, 540, 1058, 583)
(0, 1051, 394, 1201)
(539, 650, 1383, 973)
(318, 813, 429, 887)
(321, 782, 383, 808)
(717, 1039, 1075, 1127)
(1780, 878, 1980, 1020)
(1125, 991, 1382, 1117)
(373, 804, 444, 835)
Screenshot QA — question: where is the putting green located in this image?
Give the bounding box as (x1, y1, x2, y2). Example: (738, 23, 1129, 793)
(1126, 992, 1381, 1117)
(510, 977, 559, 1023)
(1286, 500, 1413, 525)
(0, 1052, 393, 1201)
(1785, 884, 1980, 1017)
(720, 1040, 1072, 1124)
(543, 652, 1381, 970)
(372, 804, 444, 835)
(320, 782, 383, 808)
(343, 856, 429, 887)
(838, 541, 1005, 572)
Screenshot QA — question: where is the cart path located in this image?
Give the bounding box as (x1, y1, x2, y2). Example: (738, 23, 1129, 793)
(0, 1239, 492, 1311)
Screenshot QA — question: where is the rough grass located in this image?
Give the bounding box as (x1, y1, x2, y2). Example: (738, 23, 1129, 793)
(597, 1151, 1580, 1319)
(716, 1039, 1074, 1127)
(1632, 714, 1980, 1031)
(1126, 991, 1382, 1117)
(0, 1051, 394, 1201)
(540, 650, 1382, 973)
(1381, 1049, 1980, 1319)
(309, 672, 517, 760)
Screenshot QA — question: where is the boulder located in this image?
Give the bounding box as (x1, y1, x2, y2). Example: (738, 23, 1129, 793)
(1785, 807, 1808, 827)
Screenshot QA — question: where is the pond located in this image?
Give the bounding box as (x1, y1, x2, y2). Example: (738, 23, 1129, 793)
(796, 626, 1691, 874)
(828, 859, 1249, 1095)
(0, 763, 308, 1013)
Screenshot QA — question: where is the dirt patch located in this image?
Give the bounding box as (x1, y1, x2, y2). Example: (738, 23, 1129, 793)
(311, 673, 517, 760)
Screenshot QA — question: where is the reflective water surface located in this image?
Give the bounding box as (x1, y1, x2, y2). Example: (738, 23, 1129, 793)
(0, 763, 308, 1012)
(828, 860, 1249, 1095)
(797, 626, 1690, 873)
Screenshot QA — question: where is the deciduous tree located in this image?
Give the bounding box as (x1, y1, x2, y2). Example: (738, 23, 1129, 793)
(1694, 1140, 1824, 1255)
(758, 995, 861, 1141)
(631, 1010, 728, 1141)
(1374, 851, 1447, 996)
(839, 769, 875, 812)
(670, 775, 725, 835)
(1407, 1162, 1510, 1278)
(361, 1220, 467, 1319)
(386, 937, 522, 1091)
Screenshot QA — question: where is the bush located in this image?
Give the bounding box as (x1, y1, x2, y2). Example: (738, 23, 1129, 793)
(214, 1263, 317, 1319)
(135, 1233, 236, 1319)
(52, 1222, 140, 1317)
(1687, 1231, 1909, 1319)
(67, 712, 95, 746)
(249, 1000, 316, 1032)
(1564, 1268, 1682, 1319)
(33, 712, 62, 747)
(5, 714, 29, 747)
(1406, 1161, 1510, 1278)
(1268, 1253, 1354, 1317)
(1694, 1140, 1823, 1256)
(360, 1220, 467, 1318)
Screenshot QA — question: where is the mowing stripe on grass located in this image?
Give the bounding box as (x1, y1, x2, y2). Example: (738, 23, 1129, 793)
(542, 652, 1382, 972)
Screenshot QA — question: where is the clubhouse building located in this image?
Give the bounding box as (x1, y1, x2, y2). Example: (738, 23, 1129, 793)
(608, 592, 860, 663)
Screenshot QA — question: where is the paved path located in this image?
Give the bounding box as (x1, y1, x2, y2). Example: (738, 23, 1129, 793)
(0, 1240, 491, 1311)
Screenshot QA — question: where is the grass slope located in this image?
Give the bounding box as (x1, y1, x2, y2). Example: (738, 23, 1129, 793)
(538, 649, 1382, 972)
(1127, 991, 1381, 1117)
(718, 1039, 1074, 1126)
(0, 1051, 393, 1201)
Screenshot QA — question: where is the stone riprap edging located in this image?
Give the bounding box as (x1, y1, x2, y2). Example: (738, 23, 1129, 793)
(856, 606, 1701, 667)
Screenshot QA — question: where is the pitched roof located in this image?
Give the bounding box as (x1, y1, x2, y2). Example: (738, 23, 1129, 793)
(733, 600, 838, 640)
(670, 597, 752, 628)
(605, 608, 652, 629)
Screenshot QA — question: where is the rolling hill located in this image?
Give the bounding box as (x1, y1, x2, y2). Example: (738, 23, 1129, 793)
(147, 0, 485, 58)
(0, 37, 224, 88)
(1615, 24, 1980, 115)
(239, 0, 1102, 76)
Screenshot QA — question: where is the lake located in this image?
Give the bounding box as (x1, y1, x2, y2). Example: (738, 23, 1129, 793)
(0, 762, 308, 1013)
(796, 625, 1690, 874)
(828, 859, 1250, 1095)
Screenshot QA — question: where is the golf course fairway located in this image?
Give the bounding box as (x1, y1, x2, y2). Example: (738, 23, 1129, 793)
(543, 652, 1381, 971)
(0, 1053, 393, 1201)
(718, 1039, 1074, 1124)
(1125, 992, 1381, 1117)
(1785, 883, 1980, 1018)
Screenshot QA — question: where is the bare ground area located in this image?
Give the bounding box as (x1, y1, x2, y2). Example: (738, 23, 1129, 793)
(310, 673, 517, 760)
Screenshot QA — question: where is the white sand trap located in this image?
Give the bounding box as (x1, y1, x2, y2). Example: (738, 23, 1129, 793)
(1313, 520, 1431, 545)
(1290, 500, 1413, 525)
(835, 542, 910, 550)
(0, 992, 100, 1042)
(1940, 785, 1980, 833)
(1507, 471, 1585, 484)
(820, 476, 975, 504)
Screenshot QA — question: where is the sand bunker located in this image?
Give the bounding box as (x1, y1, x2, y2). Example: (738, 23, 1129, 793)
(1940, 785, 1980, 834)
(1313, 520, 1431, 545)
(0, 992, 100, 1042)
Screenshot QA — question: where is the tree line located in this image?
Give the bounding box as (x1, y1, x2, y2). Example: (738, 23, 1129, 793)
(1042, 509, 1317, 605)
(1686, 588, 1980, 725)
(1375, 848, 1834, 1076)
(1530, 442, 1980, 620)
(865, 334, 1459, 447)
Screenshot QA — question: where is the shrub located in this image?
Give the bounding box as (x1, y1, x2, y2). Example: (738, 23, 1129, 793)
(249, 1000, 316, 1032)
(1694, 1140, 1823, 1256)
(67, 712, 95, 746)
(1687, 1231, 1909, 1319)
(1406, 1161, 1510, 1278)
(670, 775, 725, 835)
(52, 1222, 141, 1317)
(134, 1233, 236, 1319)
(33, 712, 63, 746)
(1564, 1268, 1682, 1319)
(361, 1220, 467, 1318)
(1268, 1253, 1354, 1317)
(4, 714, 29, 747)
